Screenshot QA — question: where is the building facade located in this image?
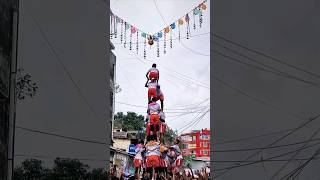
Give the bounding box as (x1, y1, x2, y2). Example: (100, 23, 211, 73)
(180, 129, 210, 158)
(110, 42, 116, 146)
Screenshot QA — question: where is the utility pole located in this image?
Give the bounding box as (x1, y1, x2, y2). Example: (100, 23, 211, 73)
(7, 0, 19, 179)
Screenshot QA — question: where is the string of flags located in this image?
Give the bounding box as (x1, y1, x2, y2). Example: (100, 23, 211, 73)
(110, 0, 208, 58)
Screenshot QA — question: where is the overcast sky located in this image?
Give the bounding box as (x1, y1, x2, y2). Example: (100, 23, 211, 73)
(110, 0, 210, 134)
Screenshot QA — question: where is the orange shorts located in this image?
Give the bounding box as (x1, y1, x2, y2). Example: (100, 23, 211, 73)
(149, 72, 158, 80)
(148, 88, 157, 99)
(146, 155, 160, 168)
(150, 114, 160, 124)
(134, 159, 142, 168)
(146, 122, 160, 136)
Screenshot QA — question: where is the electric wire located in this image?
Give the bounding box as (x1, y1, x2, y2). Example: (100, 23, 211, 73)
(212, 33, 320, 79)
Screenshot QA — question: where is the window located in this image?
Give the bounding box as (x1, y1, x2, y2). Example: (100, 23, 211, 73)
(192, 136, 197, 141)
(182, 144, 188, 149)
(203, 142, 208, 147)
(203, 150, 208, 155)
(201, 135, 210, 140)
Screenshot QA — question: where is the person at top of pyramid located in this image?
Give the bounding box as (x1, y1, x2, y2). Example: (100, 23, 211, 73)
(146, 63, 159, 82)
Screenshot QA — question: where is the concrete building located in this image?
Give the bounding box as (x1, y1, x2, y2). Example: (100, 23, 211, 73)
(0, 0, 19, 179)
(180, 129, 211, 158)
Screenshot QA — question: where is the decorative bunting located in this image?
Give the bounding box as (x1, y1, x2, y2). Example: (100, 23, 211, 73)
(110, 0, 208, 58)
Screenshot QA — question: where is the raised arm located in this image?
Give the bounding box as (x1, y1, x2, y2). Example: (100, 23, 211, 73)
(145, 80, 149, 87)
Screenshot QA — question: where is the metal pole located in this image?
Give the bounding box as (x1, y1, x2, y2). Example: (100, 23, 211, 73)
(7, 0, 19, 179)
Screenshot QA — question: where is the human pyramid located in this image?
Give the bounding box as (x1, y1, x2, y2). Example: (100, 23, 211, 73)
(133, 64, 183, 180)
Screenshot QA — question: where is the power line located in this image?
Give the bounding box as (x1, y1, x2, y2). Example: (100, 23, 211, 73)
(15, 154, 108, 162)
(213, 141, 320, 172)
(214, 41, 319, 88)
(16, 125, 107, 146)
(115, 101, 209, 111)
(214, 49, 320, 88)
(24, 4, 104, 123)
(279, 147, 320, 180)
(212, 33, 320, 79)
(270, 127, 320, 179)
(119, 48, 210, 90)
(178, 107, 210, 133)
(213, 128, 296, 146)
(213, 75, 305, 119)
(212, 157, 320, 163)
(212, 138, 320, 153)
(214, 113, 320, 178)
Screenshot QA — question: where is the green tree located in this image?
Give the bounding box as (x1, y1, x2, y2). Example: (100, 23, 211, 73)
(163, 127, 177, 144)
(183, 154, 196, 166)
(14, 159, 45, 180)
(114, 112, 145, 131)
(87, 168, 108, 180)
(51, 158, 89, 180)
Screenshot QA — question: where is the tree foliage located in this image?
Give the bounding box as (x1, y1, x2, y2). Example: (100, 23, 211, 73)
(15, 67, 38, 101)
(14, 158, 107, 180)
(114, 112, 145, 131)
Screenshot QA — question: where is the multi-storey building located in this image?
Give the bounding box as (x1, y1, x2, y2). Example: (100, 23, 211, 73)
(180, 128, 210, 158)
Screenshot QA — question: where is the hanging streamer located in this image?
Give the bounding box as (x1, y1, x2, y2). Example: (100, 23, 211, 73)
(178, 19, 183, 42)
(144, 37, 147, 59)
(136, 31, 139, 54)
(163, 29, 167, 54)
(185, 14, 190, 39)
(120, 19, 123, 43)
(129, 31, 132, 50)
(157, 39, 160, 57)
(124, 22, 127, 48)
(193, 9, 196, 30)
(170, 30, 173, 49)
